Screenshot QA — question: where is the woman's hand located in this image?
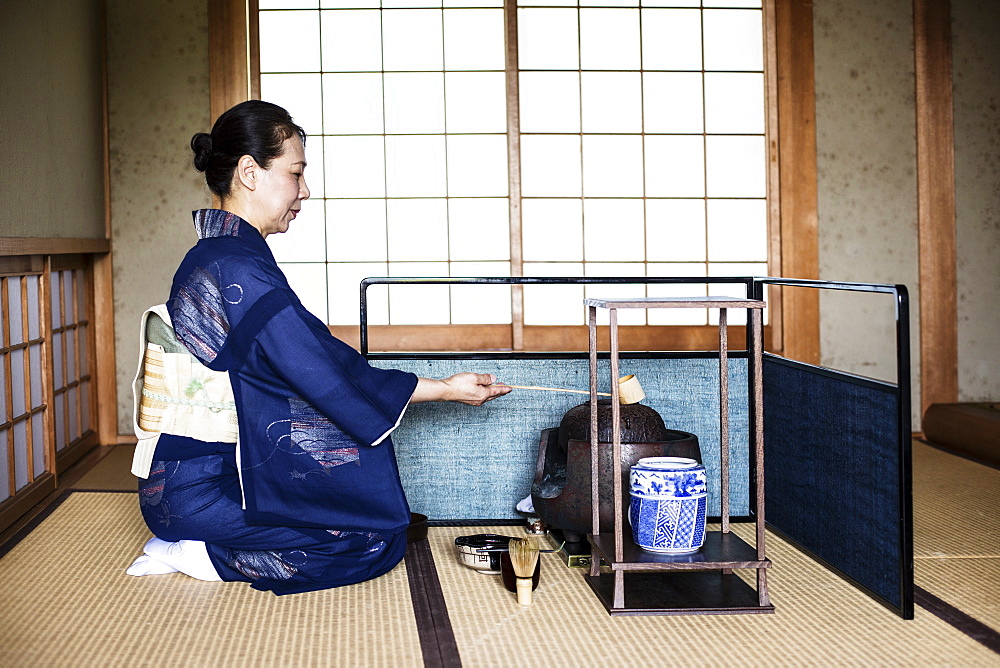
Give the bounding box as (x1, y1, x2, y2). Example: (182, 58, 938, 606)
(410, 373, 512, 406)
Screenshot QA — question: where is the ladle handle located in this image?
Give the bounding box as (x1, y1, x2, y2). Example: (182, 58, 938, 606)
(498, 385, 611, 397)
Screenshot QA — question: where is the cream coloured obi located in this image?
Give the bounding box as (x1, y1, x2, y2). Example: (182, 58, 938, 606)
(131, 304, 238, 478)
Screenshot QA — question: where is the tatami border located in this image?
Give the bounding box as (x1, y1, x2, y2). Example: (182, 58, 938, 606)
(406, 537, 463, 667)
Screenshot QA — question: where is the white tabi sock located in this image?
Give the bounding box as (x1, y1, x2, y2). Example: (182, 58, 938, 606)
(126, 554, 180, 576)
(142, 537, 222, 581)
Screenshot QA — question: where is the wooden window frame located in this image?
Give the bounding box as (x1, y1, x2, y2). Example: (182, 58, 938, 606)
(211, 0, 820, 359)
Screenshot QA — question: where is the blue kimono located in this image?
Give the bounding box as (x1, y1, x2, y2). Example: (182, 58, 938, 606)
(138, 209, 418, 594)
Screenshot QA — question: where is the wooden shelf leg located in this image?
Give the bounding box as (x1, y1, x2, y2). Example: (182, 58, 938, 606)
(757, 567, 771, 607)
(613, 570, 625, 609)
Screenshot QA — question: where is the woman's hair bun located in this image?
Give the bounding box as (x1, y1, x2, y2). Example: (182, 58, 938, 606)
(190, 132, 214, 172)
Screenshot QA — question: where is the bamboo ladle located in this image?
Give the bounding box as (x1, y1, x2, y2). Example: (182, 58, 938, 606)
(497, 374, 646, 405)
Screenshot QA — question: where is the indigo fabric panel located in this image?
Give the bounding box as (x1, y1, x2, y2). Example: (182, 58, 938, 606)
(373, 358, 750, 520)
(763, 357, 905, 610)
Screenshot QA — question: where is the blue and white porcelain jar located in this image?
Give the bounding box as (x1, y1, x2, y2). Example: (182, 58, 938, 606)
(629, 457, 707, 554)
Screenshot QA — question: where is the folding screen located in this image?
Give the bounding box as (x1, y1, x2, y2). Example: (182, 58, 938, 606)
(756, 278, 913, 618)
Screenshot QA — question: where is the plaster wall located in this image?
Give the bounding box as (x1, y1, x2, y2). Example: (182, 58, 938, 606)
(106, 0, 211, 433)
(952, 0, 1000, 402)
(0, 0, 105, 239)
(812, 0, 921, 424)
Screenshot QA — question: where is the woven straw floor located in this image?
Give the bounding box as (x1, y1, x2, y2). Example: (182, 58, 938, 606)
(0, 441, 996, 667)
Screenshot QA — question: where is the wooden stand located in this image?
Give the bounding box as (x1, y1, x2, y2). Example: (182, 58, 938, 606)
(583, 296, 773, 615)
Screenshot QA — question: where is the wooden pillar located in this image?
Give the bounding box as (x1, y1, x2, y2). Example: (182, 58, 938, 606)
(914, 0, 958, 417)
(772, 0, 820, 364)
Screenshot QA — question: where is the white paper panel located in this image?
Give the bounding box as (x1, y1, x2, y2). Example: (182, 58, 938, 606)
(26, 275, 40, 340)
(7, 278, 22, 346)
(381, 10, 443, 71)
(257, 0, 319, 9)
(328, 263, 389, 325)
(32, 412, 45, 477)
(387, 265, 451, 324)
(705, 135, 766, 198)
(321, 9, 382, 71)
(68, 386, 79, 442)
(323, 73, 384, 134)
(386, 199, 449, 262)
(582, 199, 645, 262)
(582, 135, 644, 197)
(327, 199, 388, 262)
(704, 72, 765, 134)
(385, 135, 447, 197)
(10, 349, 24, 418)
(54, 396, 65, 451)
(519, 72, 580, 134)
(325, 136, 386, 198)
(703, 8, 763, 72)
(62, 271, 74, 325)
(517, 9, 579, 70)
(644, 135, 705, 197)
(29, 344, 42, 410)
(645, 199, 707, 262)
(49, 272, 61, 329)
(449, 262, 512, 324)
(642, 72, 704, 133)
(76, 325, 90, 377)
(520, 135, 582, 197)
(448, 198, 510, 262)
(443, 9, 504, 71)
(262, 1, 318, 8)
(384, 73, 445, 134)
(0, 428, 9, 503)
(581, 72, 642, 133)
(521, 199, 583, 262)
(260, 10, 321, 72)
(707, 199, 768, 262)
(580, 9, 640, 70)
(640, 9, 701, 70)
(52, 331, 63, 390)
(0, 356, 6, 419)
(66, 329, 77, 384)
(80, 379, 91, 434)
(445, 72, 507, 133)
(261, 73, 324, 134)
(447, 135, 508, 197)
(13, 420, 28, 491)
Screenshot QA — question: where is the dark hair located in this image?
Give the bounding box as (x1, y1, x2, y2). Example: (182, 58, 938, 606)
(190, 100, 306, 198)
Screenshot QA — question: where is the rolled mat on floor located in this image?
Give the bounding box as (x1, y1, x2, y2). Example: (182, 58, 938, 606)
(923, 402, 1000, 467)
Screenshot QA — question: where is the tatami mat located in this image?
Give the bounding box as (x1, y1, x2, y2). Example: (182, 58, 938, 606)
(0, 441, 997, 666)
(430, 523, 997, 667)
(0, 492, 424, 667)
(911, 440, 1000, 634)
(912, 441, 1000, 559)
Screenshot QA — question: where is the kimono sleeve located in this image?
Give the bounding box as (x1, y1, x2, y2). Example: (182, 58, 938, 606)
(249, 294, 418, 447)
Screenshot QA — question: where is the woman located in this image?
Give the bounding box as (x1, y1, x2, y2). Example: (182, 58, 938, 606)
(126, 100, 510, 594)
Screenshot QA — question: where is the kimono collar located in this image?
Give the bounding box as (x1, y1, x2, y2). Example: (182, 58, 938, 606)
(192, 209, 255, 240)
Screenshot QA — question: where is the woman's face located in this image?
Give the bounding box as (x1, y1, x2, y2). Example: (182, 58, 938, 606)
(254, 135, 310, 237)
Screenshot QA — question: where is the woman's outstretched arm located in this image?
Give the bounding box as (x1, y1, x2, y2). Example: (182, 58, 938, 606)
(410, 373, 512, 406)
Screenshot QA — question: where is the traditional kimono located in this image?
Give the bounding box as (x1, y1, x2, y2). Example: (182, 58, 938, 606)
(136, 208, 417, 594)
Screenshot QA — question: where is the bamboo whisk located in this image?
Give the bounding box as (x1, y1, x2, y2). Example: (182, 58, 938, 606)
(508, 537, 540, 606)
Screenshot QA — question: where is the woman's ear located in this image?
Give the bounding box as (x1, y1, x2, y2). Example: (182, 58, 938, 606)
(235, 154, 259, 191)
